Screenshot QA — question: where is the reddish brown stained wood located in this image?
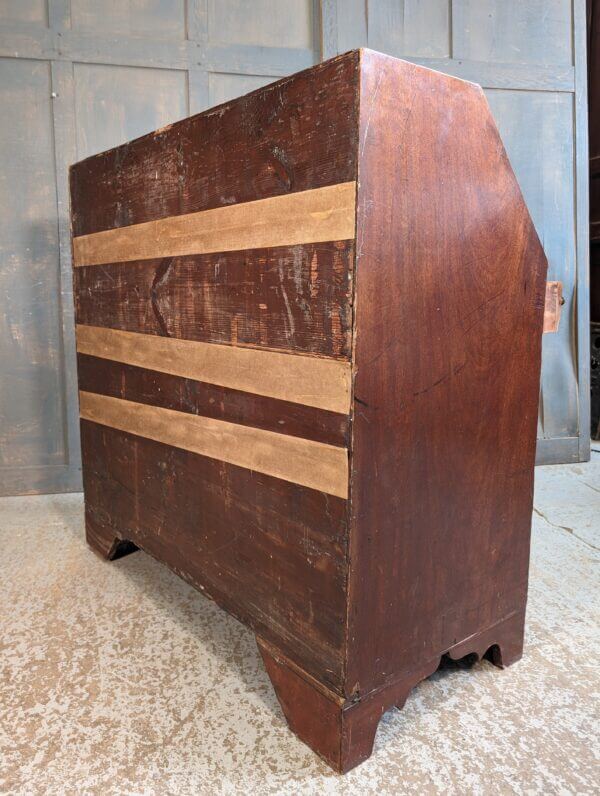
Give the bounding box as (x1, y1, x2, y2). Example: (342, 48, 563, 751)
(69, 53, 360, 237)
(85, 515, 138, 560)
(446, 610, 525, 668)
(79, 391, 349, 498)
(74, 241, 354, 358)
(77, 354, 349, 447)
(346, 50, 547, 697)
(258, 609, 524, 773)
(72, 183, 356, 267)
(71, 49, 547, 773)
(81, 420, 348, 689)
(257, 646, 440, 774)
(75, 324, 352, 414)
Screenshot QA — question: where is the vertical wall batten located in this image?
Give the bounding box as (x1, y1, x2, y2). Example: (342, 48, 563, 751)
(50, 58, 80, 480)
(186, 0, 209, 113)
(574, 0, 591, 461)
(320, 0, 338, 60)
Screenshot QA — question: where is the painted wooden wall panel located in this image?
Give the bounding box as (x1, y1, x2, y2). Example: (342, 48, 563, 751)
(458, 0, 572, 66)
(336, 0, 367, 53)
(70, 0, 186, 39)
(73, 63, 188, 160)
(208, 72, 276, 107)
(1, 0, 47, 25)
(367, 1, 450, 59)
(0, 58, 65, 470)
(209, 0, 314, 49)
(485, 89, 579, 440)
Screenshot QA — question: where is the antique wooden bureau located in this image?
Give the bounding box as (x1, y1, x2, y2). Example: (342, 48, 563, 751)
(70, 49, 548, 772)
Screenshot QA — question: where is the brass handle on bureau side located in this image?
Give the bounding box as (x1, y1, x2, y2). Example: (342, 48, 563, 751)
(543, 281, 564, 334)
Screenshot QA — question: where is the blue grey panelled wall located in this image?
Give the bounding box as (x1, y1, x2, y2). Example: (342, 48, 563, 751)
(0, 0, 588, 494)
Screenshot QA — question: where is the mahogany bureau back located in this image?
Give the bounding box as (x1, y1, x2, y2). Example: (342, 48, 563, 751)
(70, 49, 548, 772)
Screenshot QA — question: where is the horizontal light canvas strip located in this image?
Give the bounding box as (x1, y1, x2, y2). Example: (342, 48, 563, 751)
(80, 391, 349, 499)
(73, 182, 356, 266)
(76, 325, 352, 415)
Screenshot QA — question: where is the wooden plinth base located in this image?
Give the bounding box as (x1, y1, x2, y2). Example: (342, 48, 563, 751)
(87, 521, 524, 772)
(85, 516, 138, 561)
(258, 610, 525, 773)
(446, 610, 525, 669)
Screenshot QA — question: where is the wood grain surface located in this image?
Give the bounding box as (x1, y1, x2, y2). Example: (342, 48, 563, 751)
(79, 391, 349, 498)
(75, 325, 352, 413)
(345, 50, 547, 699)
(70, 52, 361, 704)
(80, 420, 349, 689)
(70, 52, 360, 237)
(72, 182, 356, 267)
(77, 354, 349, 447)
(74, 240, 354, 358)
(70, 49, 548, 773)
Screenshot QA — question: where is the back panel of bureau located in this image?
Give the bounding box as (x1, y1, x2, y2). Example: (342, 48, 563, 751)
(70, 50, 549, 772)
(70, 52, 360, 693)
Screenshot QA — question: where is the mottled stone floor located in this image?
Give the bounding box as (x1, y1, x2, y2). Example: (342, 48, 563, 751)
(1, 454, 598, 795)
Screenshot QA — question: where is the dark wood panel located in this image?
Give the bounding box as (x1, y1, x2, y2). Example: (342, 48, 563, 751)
(69, 52, 360, 237)
(76, 324, 352, 414)
(74, 240, 354, 358)
(80, 420, 348, 690)
(72, 183, 356, 266)
(346, 50, 547, 697)
(77, 354, 349, 447)
(79, 390, 349, 498)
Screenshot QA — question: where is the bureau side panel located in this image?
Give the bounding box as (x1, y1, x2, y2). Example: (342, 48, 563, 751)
(69, 52, 360, 691)
(347, 51, 547, 697)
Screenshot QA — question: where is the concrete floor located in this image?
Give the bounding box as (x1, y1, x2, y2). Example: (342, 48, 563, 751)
(1, 456, 598, 795)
